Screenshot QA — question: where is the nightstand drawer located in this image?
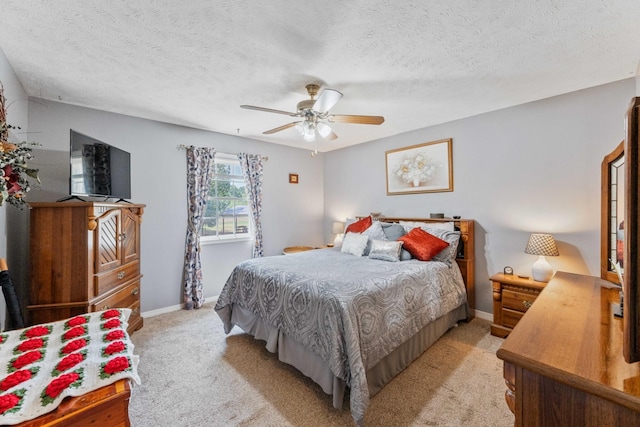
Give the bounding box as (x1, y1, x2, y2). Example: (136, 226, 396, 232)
(502, 307, 525, 329)
(491, 273, 547, 337)
(502, 287, 539, 313)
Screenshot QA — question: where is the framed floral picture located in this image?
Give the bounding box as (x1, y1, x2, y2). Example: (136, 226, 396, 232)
(385, 138, 453, 195)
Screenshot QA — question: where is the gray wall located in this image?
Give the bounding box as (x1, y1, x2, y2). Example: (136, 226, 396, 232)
(324, 78, 635, 315)
(2, 42, 636, 317)
(19, 100, 324, 313)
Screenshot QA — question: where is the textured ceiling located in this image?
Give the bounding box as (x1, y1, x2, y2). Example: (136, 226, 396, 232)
(1, 1, 639, 152)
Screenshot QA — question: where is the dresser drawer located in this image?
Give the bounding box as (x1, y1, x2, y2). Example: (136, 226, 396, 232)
(502, 286, 539, 313)
(94, 261, 140, 297)
(91, 280, 140, 312)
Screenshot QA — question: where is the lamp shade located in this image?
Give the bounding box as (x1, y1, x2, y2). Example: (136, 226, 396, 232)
(332, 221, 345, 234)
(524, 234, 559, 257)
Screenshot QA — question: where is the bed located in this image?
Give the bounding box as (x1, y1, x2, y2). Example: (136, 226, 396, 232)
(215, 217, 475, 425)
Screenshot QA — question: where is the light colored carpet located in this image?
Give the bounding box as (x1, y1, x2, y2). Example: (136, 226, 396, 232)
(128, 303, 513, 426)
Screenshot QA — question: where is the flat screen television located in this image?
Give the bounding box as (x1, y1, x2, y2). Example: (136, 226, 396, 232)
(69, 129, 131, 200)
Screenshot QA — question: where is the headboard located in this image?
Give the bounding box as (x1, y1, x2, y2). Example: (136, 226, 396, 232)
(356, 216, 475, 313)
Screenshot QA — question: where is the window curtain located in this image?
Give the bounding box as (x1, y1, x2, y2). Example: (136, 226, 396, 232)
(183, 146, 216, 309)
(237, 153, 264, 258)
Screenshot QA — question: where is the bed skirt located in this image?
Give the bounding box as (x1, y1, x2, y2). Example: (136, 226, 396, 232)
(228, 303, 468, 410)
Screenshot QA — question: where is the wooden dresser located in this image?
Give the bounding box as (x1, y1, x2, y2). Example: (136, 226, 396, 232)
(27, 202, 145, 335)
(496, 271, 640, 425)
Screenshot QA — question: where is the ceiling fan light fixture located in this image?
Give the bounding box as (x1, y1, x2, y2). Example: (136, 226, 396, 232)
(241, 83, 384, 143)
(303, 126, 315, 142)
(317, 122, 332, 139)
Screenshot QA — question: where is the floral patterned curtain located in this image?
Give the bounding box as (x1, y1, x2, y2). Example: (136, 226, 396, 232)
(237, 153, 264, 258)
(183, 146, 216, 309)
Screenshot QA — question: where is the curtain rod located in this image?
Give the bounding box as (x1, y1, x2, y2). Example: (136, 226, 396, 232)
(176, 144, 268, 161)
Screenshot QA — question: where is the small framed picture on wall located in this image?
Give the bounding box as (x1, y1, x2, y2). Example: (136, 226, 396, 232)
(289, 173, 299, 184)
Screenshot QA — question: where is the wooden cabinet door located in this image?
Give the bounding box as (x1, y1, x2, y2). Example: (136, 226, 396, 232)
(121, 209, 140, 265)
(95, 209, 122, 273)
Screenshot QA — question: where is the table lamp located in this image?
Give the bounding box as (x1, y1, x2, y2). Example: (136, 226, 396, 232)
(525, 233, 559, 282)
(332, 221, 345, 246)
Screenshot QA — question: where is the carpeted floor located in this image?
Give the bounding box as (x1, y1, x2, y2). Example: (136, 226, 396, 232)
(128, 303, 513, 426)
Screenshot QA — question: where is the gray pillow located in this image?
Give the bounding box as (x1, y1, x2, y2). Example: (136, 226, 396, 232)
(400, 249, 413, 261)
(381, 223, 406, 240)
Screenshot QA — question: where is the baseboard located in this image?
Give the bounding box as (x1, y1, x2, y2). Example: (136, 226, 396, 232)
(141, 296, 219, 318)
(473, 309, 492, 322)
(141, 304, 182, 318)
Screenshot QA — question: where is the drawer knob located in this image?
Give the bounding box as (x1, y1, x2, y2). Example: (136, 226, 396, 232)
(119, 233, 127, 242)
(117, 271, 126, 280)
(131, 287, 139, 296)
(102, 305, 110, 311)
(132, 308, 139, 316)
(522, 300, 533, 309)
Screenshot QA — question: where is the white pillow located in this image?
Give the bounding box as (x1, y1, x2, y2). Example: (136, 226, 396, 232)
(399, 220, 455, 234)
(341, 232, 369, 257)
(368, 239, 403, 262)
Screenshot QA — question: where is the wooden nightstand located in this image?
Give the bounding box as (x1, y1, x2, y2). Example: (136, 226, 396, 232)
(490, 273, 547, 338)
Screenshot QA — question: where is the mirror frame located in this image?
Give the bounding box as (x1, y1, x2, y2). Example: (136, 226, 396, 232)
(601, 140, 625, 284)
(624, 96, 640, 363)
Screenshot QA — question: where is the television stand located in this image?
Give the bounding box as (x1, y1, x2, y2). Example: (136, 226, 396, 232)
(56, 195, 86, 202)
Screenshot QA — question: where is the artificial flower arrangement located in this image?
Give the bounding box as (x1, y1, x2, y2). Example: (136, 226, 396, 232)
(0, 82, 39, 208)
(394, 151, 441, 187)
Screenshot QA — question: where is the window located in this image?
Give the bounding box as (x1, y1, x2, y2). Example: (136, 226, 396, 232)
(201, 153, 250, 242)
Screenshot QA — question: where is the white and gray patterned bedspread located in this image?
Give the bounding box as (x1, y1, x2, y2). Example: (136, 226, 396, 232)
(215, 247, 467, 424)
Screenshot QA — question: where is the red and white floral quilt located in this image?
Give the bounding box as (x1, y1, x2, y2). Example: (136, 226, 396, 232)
(0, 308, 140, 425)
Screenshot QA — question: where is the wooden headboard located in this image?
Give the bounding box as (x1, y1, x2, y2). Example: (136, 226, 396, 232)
(357, 216, 475, 313)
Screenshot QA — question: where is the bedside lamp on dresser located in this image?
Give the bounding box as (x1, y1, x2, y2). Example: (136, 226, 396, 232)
(524, 233, 559, 282)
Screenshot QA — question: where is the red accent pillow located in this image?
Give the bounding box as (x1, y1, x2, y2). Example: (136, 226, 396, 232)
(345, 216, 372, 234)
(398, 227, 450, 261)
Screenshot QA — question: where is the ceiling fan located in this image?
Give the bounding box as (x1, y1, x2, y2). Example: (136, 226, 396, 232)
(240, 84, 385, 143)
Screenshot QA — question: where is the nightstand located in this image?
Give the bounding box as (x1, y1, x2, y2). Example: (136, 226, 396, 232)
(490, 273, 547, 338)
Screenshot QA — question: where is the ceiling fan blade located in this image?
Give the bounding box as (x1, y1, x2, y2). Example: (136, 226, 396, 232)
(313, 89, 343, 113)
(241, 105, 297, 116)
(263, 121, 301, 135)
(317, 122, 338, 141)
(328, 114, 385, 125)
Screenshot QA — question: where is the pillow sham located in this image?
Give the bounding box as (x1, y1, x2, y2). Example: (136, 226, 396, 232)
(361, 221, 386, 255)
(363, 221, 386, 240)
(428, 229, 461, 264)
(368, 239, 403, 262)
(341, 232, 369, 257)
(399, 220, 455, 233)
(398, 227, 449, 261)
(346, 216, 372, 233)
